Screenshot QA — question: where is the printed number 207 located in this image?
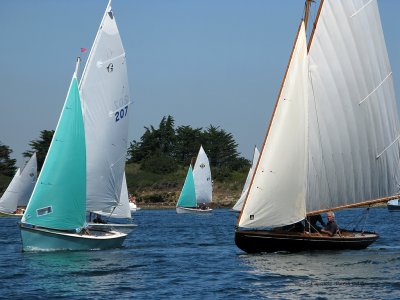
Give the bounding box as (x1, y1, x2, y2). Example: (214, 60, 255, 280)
(115, 105, 128, 122)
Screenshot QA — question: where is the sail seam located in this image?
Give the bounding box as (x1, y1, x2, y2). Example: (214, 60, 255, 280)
(350, 0, 375, 18)
(376, 133, 400, 159)
(358, 72, 392, 105)
(97, 53, 126, 67)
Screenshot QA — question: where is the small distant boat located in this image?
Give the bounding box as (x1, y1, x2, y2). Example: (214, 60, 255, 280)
(176, 146, 212, 213)
(387, 200, 400, 212)
(19, 60, 126, 251)
(129, 194, 141, 213)
(0, 153, 37, 217)
(232, 147, 259, 212)
(235, 0, 400, 253)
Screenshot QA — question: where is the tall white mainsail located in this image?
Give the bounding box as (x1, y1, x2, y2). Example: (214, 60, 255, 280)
(79, 1, 131, 213)
(239, 21, 309, 228)
(193, 146, 212, 204)
(306, 0, 400, 213)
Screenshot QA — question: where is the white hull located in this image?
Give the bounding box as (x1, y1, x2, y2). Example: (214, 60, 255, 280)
(19, 223, 127, 252)
(176, 206, 213, 214)
(129, 202, 140, 212)
(87, 222, 137, 234)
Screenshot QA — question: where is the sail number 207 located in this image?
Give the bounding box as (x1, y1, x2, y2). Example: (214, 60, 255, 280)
(115, 105, 128, 122)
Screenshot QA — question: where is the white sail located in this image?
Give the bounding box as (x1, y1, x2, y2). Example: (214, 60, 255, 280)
(193, 146, 212, 204)
(0, 153, 37, 213)
(94, 172, 131, 219)
(232, 147, 259, 212)
(239, 22, 308, 228)
(79, 1, 131, 213)
(306, 0, 400, 212)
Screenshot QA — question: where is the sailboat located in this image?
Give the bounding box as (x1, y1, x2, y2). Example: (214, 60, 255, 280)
(232, 147, 259, 212)
(19, 60, 127, 251)
(78, 1, 135, 232)
(235, 0, 400, 253)
(0, 153, 37, 217)
(176, 146, 213, 213)
(387, 199, 400, 212)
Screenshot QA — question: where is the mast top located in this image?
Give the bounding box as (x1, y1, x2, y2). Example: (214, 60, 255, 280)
(303, 0, 314, 31)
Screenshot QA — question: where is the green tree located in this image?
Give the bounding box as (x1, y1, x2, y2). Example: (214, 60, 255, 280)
(128, 115, 178, 174)
(0, 142, 17, 177)
(174, 125, 203, 165)
(202, 125, 248, 180)
(23, 130, 54, 172)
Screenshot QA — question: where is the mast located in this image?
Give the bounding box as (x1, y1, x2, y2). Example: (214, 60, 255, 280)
(303, 0, 312, 30)
(307, 0, 324, 51)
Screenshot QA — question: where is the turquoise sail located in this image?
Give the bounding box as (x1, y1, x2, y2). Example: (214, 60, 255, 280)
(177, 165, 197, 208)
(22, 76, 86, 230)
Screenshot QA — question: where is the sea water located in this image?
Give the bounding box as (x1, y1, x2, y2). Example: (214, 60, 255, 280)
(0, 208, 399, 299)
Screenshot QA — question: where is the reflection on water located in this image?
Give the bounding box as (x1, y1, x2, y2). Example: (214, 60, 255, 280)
(1, 208, 400, 299)
(237, 209, 400, 299)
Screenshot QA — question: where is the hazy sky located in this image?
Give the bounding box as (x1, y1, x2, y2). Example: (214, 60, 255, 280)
(1, 0, 399, 167)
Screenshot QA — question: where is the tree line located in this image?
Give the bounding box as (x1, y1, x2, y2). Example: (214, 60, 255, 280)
(1, 115, 249, 181)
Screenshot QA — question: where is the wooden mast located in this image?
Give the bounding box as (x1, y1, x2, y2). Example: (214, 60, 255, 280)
(304, 0, 312, 30)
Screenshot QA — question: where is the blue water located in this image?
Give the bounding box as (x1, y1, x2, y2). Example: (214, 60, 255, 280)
(1, 208, 400, 299)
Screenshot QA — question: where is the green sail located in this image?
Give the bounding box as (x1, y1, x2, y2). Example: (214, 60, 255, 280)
(177, 165, 197, 208)
(23, 76, 86, 230)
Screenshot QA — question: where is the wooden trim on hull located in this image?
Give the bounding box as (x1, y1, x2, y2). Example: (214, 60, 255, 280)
(235, 229, 379, 253)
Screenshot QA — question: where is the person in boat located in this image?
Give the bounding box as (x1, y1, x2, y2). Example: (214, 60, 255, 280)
(93, 214, 106, 224)
(320, 211, 339, 236)
(198, 203, 207, 210)
(306, 214, 325, 233)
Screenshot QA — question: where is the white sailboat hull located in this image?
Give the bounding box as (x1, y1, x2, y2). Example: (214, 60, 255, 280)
(19, 224, 127, 252)
(87, 222, 137, 234)
(129, 202, 141, 212)
(176, 206, 213, 214)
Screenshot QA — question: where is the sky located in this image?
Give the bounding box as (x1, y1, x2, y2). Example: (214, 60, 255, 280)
(1, 0, 399, 167)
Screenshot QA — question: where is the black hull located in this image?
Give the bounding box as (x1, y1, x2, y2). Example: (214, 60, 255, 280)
(388, 204, 400, 211)
(235, 229, 379, 253)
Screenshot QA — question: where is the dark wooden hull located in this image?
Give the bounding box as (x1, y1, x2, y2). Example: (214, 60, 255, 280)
(387, 204, 400, 211)
(235, 229, 379, 253)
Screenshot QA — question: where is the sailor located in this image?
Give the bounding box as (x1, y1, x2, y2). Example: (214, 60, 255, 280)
(320, 211, 339, 236)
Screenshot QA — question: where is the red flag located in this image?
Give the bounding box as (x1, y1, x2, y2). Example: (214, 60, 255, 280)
(80, 47, 87, 53)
